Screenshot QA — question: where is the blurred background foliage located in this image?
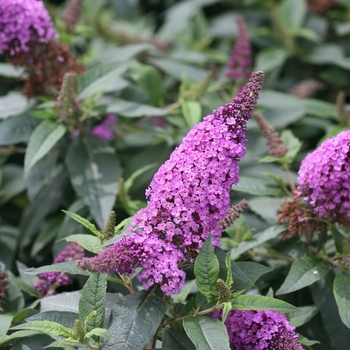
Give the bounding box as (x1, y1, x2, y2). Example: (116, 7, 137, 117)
(1, 0, 350, 348)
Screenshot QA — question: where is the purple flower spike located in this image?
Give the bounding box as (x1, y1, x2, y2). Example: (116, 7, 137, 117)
(226, 16, 252, 82)
(297, 130, 350, 221)
(211, 309, 304, 350)
(0, 0, 58, 55)
(91, 114, 118, 140)
(78, 71, 264, 295)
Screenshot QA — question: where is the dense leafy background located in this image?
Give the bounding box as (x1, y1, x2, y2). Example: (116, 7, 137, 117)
(1, 0, 350, 349)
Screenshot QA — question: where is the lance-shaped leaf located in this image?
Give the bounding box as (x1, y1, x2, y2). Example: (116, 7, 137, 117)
(194, 235, 220, 303)
(104, 289, 166, 350)
(276, 257, 331, 295)
(0, 330, 41, 346)
(289, 305, 319, 327)
(62, 234, 103, 253)
(25, 261, 88, 276)
(79, 273, 107, 332)
(231, 294, 298, 313)
(333, 273, 350, 329)
(11, 320, 74, 338)
(65, 133, 121, 229)
(62, 210, 102, 238)
(162, 329, 195, 350)
(183, 316, 230, 350)
(24, 120, 67, 172)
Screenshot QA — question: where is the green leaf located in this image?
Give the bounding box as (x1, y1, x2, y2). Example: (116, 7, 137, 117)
(149, 58, 207, 82)
(84, 328, 113, 341)
(333, 273, 350, 329)
(248, 197, 288, 225)
(330, 224, 347, 254)
(0, 330, 41, 346)
(297, 334, 320, 346)
(104, 289, 166, 350)
(106, 98, 168, 117)
(180, 99, 202, 129)
(225, 253, 233, 287)
(11, 320, 74, 338)
(289, 305, 319, 327)
(65, 133, 121, 229)
(0, 164, 25, 205)
(24, 120, 67, 172)
(0, 314, 13, 337)
(162, 329, 196, 350)
(25, 261, 88, 276)
(183, 316, 230, 350)
(61, 210, 102, 238)
(300, 99, 338, 119)
(27, 311, 78, 328)
(0, 226, 19, 269)
(235, 262, 274, 289)
(258, 90, 301, 110)
(312, 274, 350, 349)
(230, 225, 286, 260)
(231, 294, 298, 313)
(281, 130, 302, 163)
(0, 93, 34, 119)
(78, 62, 130, 100)
(0, 113, 40, 145)
(128, 62, 163, 106)
(231, 175, 284, 196)
(277, 0, 307, 30)
(79, 273, 107, 332)
(194, 235, 220, 303)
(63, 234, 102, 253)
(255, 48, 289, 73)
(276, 257, 332, 295)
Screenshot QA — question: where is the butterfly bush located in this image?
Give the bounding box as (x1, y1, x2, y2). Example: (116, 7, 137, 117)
(78, 71, 264, 295)
(226, 16, 252, 82)
(34, 243, 84, 297)
(91, 114, 118, 140)
(296, 130, 350, 221)
(211, 309, 304, 350)
(0, 0, 58, 55)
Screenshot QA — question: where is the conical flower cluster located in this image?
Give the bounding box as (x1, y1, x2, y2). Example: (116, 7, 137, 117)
(296, 130, 350, 222)
(211, 309, 304, 350)
(78, 71, 264, 295)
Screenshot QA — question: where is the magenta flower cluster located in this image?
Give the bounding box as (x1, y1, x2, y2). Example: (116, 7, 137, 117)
(34, 242, 84, 297)
(211, 309, 304, 350)
(90, 114, 118, 140)
(296, 130, 350, 220)
(78, 71, 264, 295)
(226, 16, 252, 81)
(0, 0, 58, 55)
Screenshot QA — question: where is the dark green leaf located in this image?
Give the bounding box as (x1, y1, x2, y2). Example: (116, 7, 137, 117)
(0, 226, 19, 269)
(276, 257, 332, 295)
(0, 330, 41, 346)
(162, 329, 196, 350)
(180, 99, 202, 129)
(0, 63, 24, 77)
(255, 48, 289, 72)
(0, 114, 40, 145)
(297, 334, 320, 346)
(194, 235, 220, 303)
(84, 328, 113, 341)
(231, 175, 284, 196)
(230, 225, 286, 260)
(106, 98, 168, 117)
(277, 0, 307, 30)
(26, 311, 78, 328)
(289, 305, 319, 327)
(312, 274, 350, 349)
(129, 62, 163, 106)
(0, 314, 13, 337)
(231, 294, 299, 313)
(78, 62, 130, 100)
(333, 273, 350, 329)
(183, 316, 230, 350)
(79, 273, 107, 331)
(65, 134, 121, 229)
(24, 120, 67, 172)
(248, 197, 288, 225)
(104, 289, 167, 350)
(0, 164, 25, 204)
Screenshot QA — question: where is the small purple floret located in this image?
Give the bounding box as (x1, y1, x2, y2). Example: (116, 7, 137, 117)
(211, 309, 304, 350)
(297, 130, 350, 220)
